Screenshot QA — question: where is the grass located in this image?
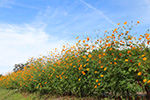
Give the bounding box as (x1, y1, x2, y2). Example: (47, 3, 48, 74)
(0, 88, 148, 100)
(0, 88, 113, 100)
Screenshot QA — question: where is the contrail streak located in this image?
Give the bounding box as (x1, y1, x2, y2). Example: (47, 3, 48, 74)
(79, 0, 117, 26)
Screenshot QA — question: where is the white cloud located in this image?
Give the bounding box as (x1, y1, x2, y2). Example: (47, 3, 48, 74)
(0, 23, 72, 75)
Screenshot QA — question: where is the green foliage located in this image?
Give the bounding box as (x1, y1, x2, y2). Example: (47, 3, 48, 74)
(0, 21, 150, 99)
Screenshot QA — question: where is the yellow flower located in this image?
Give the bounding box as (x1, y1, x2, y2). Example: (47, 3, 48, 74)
(143, 57, 147, 61)
(125, 59, 128, 62)
(143, 79, 147, 83)
(87, 68, 89, 71)
(73, 65, 76, 68)
(138, 72, 142, 76)
(78, 78, 81, 81)
(101, 74, 104, 77)
(114, 58, 117, 60)
(95, 71, 97, 73)
(96, 79, 98, 82)
(104, 67, 107, 71)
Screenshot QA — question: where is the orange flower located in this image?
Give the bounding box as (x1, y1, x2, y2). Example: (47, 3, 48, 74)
(119, 53, 122, 56)
(70, 63, 72, 66)
(114, 62, 117, 65)
(88, 54, 92, 58)
(139, 38, 142, 40)
(138, 62, 141, 66)
(138, 72, 142, 76)
(143, 79, 147, 83)
(101, 74, 104, 77)
(83, 40, 85, 43)
(82, 71, 85, 75)
(127, 50, 131, 54)
(100, 65, 103, 68)
(87, 68, 89, 71)
(124, 21, 127, 25)
(109, 48, 112, 51)
(100, 40, 102, 43)
(143, 57, 147, 61)
(82, 55, 86, 59)
(95, 85, 97, 88)
(98, 83, 100, 86)
(107, 44, 111, 47)
(96, 79, 98, 82)
(76, 36, 79, 39)
(87, 37, 89, 41)
(125, 59, 128, 62)
(147, 80, 150, 83)
(117, 23, 120, 25)
(78, 67, 81, 70)
(137, 21, 140, 24)
(44, 82, 47, 84)
(86, 59, 89, 61)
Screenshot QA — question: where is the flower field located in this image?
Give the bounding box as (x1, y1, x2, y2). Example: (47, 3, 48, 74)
(0, 21, 150, 99)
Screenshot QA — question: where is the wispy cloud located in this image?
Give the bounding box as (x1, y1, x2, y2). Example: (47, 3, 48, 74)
(0, 0, 14, 8)
(79, 0, 117, 26)
(14, 3, 44, 10)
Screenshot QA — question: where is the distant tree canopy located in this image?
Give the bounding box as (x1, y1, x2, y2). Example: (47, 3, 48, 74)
(13, 58, 37, 72)
(13, 63, 26, 72)
(0, 74, 3, 77)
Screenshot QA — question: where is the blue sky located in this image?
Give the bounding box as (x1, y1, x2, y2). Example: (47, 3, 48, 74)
(0, 0, 150, 74)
